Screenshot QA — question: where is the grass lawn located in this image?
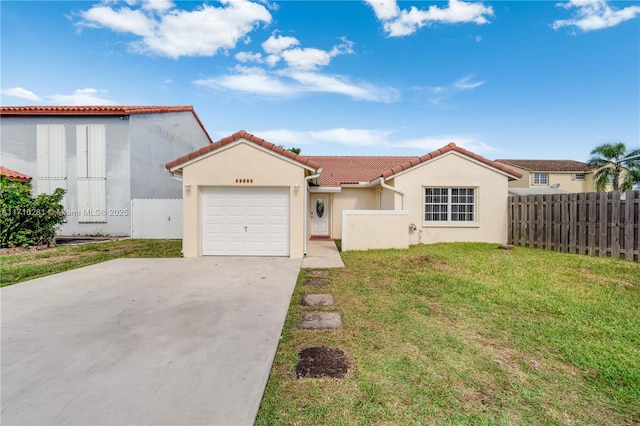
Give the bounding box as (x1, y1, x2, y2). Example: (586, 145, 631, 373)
(1, 239, 182, 287)
(257, 243, 640, 425)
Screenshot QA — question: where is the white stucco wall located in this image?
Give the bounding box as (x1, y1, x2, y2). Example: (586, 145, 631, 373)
(341, 210, 409, 251)
(179, 141, 308, 258)
(392, 152, 511, 245)
(329, 187, 377, 238)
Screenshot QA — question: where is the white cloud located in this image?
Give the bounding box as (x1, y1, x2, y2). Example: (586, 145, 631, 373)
(261, 34, 299, 54)
(48, 88, 117, 105)
(216, 128, 497, 153)
(284, 70, 399, 102)
(196, 34, 396, 103)
(308, 128, 392, 146)
(1, 87, 116, 105)
(78, 0, 272, 58)
(233, 128, 392, 147)
(80, 5, 154, 37)
(235, 51, 263, 63)
(425, 75, 485, 105)
(365, 0, 401, 20)
(1, 87, 43, 102)
(365, 0, 494, 37)
(281, 38, 353, 70)
(141, 0, 174, 12)
(194, 66, 299, 97)
(394, 135, 496, 153)
(453, 76, 484, 90)
(553, 0, 640, 32)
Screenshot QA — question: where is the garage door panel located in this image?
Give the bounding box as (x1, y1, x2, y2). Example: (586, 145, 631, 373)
(201, 187, 289, 256)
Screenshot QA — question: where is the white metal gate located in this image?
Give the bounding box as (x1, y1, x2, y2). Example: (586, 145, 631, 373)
(131, 199, 182, 239)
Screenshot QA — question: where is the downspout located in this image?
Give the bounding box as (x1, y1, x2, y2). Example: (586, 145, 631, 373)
(377, 177, 406, 210)
(169, 171, 183, 182)
(303, 168, 323, 256)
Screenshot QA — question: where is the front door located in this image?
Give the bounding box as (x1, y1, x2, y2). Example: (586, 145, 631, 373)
(310, 194, 329, 236)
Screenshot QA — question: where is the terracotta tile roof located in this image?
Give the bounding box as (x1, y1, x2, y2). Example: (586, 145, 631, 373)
(376, 143, 522, 181)
(168, 135, 522, 186)
(495, 159, 595, 173)
(0, 105, 213, 144)
(165, 130, 321, 171)
(0, 166, 32, 183)
(305, 156, 416, 187)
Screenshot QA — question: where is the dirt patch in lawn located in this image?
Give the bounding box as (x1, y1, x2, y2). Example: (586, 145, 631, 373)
(0, 244, 52, 256)
(296, 347, 350, 379)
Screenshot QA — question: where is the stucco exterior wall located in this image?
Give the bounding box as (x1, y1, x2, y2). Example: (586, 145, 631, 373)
(341, 210, 409, 251)
(505, 166, 531, 188)
(329, 187, 377, 238)
(180, 141, 307, 258)
(129, 112, 209, 199)
(393, 152, 511, 245)
(0, 115, 132, 236)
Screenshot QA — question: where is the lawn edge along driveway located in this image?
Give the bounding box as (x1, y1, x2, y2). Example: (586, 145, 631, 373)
(1, 257, 300, 426)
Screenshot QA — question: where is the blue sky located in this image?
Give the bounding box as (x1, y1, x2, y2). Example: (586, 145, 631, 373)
(1, 0, 639, 160)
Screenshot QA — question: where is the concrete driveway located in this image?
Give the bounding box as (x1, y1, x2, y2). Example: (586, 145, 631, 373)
(1, 257, 301, 425)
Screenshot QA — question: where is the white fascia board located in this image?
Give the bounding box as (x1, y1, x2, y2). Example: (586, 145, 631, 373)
(308, 186, 341, 193)
(169, 138, 318, 173)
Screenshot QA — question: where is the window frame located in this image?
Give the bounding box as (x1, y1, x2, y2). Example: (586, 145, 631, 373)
(532, 173, 549, 185)
(424, 187, 477, 224)
(572, 173, 586, 181)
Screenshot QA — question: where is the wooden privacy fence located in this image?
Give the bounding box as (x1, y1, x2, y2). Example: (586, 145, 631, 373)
(508, 191, 639, 261)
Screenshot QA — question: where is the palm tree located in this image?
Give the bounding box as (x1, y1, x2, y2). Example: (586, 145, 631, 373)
(588, 142, 640, 192)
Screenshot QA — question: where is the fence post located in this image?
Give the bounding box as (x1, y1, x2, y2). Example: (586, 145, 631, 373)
(611, 192, 621, 259)
(599, 192, 608, 257)
(587, 192, 597, 256)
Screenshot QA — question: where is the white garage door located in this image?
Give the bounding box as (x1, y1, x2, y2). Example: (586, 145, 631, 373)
(201, 187, 290, 256)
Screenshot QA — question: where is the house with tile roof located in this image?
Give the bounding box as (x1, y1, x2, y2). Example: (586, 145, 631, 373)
(0, 166, 32, 183)
(494, 159, 601, 193)
(1, 106, 212, 237)
(166, 130, 522, 257)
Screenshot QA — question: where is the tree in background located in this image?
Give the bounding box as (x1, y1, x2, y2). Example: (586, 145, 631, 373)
(587, 142, 640, 192)
(0, 176, 66, 247)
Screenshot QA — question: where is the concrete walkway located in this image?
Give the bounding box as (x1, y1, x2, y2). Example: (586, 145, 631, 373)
(1, 257, 301, 426)
(301, 240, 345, 268)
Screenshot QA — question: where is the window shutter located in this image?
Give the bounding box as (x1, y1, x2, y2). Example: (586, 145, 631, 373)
(76, 125, 107, 223)
(36, 124, 66, 196)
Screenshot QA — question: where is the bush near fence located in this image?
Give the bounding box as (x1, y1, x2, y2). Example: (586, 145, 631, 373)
(508, 191, 639, 261)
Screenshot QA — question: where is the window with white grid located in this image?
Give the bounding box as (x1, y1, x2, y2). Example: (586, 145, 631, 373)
(424, 187, 475, 222)
(533, 173, 548, 185)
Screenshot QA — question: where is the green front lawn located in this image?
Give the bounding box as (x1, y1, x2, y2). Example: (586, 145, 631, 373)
(257, 243, 640, 425)
(1, 239, 182, 287)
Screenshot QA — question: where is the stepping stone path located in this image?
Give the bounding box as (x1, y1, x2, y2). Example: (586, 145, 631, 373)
(301, 312, 342, 330)
(300, 294, 334, 306)
(298, 269, 350, 378)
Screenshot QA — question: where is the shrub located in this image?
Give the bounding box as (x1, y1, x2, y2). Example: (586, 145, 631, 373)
(0, 176, 66, 248)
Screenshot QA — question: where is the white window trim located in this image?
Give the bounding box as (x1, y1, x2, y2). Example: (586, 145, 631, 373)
(423, 187, 477, 225)
(532, 173, 549, 185)
(572, 173, 586, 181)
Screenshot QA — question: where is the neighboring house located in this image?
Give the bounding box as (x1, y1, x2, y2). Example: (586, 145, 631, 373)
(0, 106, 212, 237)
(166, 130, 522, 257)
(0, 166, 32, 183)
(495, 159, 599, 192)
